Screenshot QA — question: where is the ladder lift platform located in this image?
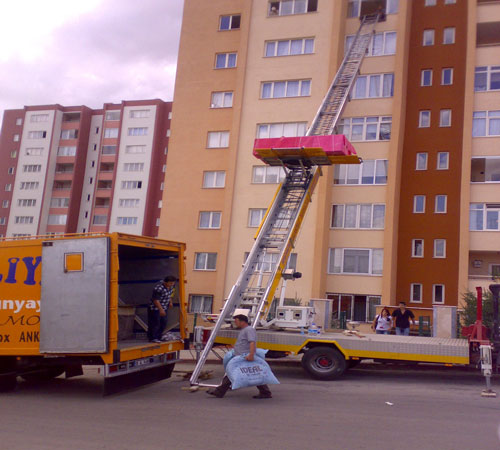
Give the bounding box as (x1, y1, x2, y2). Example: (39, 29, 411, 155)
(253, 134, 360, 167)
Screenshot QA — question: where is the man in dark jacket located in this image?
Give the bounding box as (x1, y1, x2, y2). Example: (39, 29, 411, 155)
(392, 302, 415, 336)
(148, 276, 177, 343)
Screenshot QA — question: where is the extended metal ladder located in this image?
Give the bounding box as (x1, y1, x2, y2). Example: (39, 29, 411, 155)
(190, 13, 380, 387)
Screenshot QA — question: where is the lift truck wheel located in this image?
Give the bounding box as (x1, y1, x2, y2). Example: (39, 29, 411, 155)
(20, 367, 65, 383)
(301, 346, 347, 380)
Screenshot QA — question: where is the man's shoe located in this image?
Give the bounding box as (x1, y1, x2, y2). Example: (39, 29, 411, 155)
(207, 389, 224, 398)
(252, 394, 272, 399)
(151, 339, 161, 343)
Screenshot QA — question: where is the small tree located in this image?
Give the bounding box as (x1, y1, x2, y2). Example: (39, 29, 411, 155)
(461, 290, 497, 329)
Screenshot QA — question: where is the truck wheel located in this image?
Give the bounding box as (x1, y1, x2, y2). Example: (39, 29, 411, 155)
(301, 346, 346, 380)
(20, 367, 65, 383)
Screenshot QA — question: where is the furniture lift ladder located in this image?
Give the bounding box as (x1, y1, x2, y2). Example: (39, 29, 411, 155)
(190, 13, 380, 387)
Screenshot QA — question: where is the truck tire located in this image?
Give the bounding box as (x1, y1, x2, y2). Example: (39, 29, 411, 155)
(20, 367, 65, 383)
(301, 346, 346, 380)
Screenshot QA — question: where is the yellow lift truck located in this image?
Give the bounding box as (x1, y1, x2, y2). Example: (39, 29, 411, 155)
(0, 233, 188, 394)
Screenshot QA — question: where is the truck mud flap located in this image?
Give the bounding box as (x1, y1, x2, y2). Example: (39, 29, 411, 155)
(103, 363, 175, 396)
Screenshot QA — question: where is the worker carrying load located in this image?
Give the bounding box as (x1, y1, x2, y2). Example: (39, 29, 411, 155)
(207, 315, 279, 399)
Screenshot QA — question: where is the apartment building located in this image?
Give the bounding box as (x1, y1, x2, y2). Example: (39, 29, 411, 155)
(160, 0, 500, 324)
(0, 100, 171, 238)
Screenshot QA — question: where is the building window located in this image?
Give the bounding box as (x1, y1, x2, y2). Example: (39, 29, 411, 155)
(261, 79, 311, 98)
(219, 14, 240, 30)
(410, 283, 423, 303)
(188, 295, 214, 313)
(58, 146, 77, 156)
(334, 159, 388, 185)
(469, 203, 500, 231)
(211, 91, 233, 108)
(2, 200, 9, 208)
(117, 217, 138, 225)
(13, 134, 20, 142)
(5, 184, 12, 192)
(433, 284, 445, 303)
(347, 0, 398, 17)
(434, 239, 446, 258)
(7, 167, 14, 175)
(121, 181, 142, 189)
(123, 163, 144, 172)
(352, 73, 394, 99)
(244, 252, 297, 273)
(20, 182, 39, 190)
(443, 27, 455, 45)
(129, 109, 150, 118)
(257, 122, 307, 138)
(15, 216, 34, 224)
(442, 68, 453, 85)
(102, 145, 117, 155)
(412, 239, 424, 258)
(49, 198, 69, 208)
(475, 66, 500, 92)
(47, 214, 67, 225)
(331, 204, 385, 229)
(125, 145, 146, 154)
(346, 31, 396, 56)
(421, 69, 432, 87)
(439, 109, 452, 127)
(119, 199, 140, 208)
(194, 252, 217, 271)
(414, 195, 426, 213)
(128, 127, 148, 136)
(416, 153, 428, 170)
(60, 129, 78, 139)
(423, 29, 435, 46)
(27, 131, 46, 139)
(30, 114, 49, 123)
(207, 131, 230, 148)
(435, 195, 447, 213)
(268, 0, 318, 16)
(23, 164, 41, 173)
(0, 218, 5, 225)
(92, 215, 107, 225)
(252, 166, 286, 184)
(248, 208, 267, 227)
(105, 111, 120, 121)
(10, 151, 17, 158)
(445, 0, 456, 3)
(337, 116, 392, 141)
(265, 38, 314, 57)
(203, 171, 226, 188)
(215, 52, 237, 69)
(25, 148, 43, 156)
(328, 248, 383, 275)
(19, 199, 37, 207)
(437, 152, 449, 170)
(104, 128, 119, 138)
(419, 111, 431, 128)
(472, 111, 500, 137)
(199, 211, 222, 229)
(15, 118, 22, 126)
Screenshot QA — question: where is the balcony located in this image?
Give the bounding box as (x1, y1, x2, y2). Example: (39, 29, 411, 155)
(95, 197, 110, 208)
(468, 251, 500, 290)
(62, 112, 81, 123)
(477, 21, 500, 47)
(53, 181, 72, 191)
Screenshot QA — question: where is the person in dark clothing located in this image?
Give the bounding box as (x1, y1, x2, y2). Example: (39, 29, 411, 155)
(392, 302, 415, 336)
(147, 276, 177, 343)
(207, 314, 272, 399)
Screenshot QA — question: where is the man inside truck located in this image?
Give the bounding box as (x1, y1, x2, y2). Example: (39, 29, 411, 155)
(148, 276, 177, 343)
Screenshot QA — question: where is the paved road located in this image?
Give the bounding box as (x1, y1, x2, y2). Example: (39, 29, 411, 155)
(1, 361, 499, 450)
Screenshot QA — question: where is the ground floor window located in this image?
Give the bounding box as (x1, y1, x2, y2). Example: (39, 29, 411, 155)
(326, 293, 381, 323)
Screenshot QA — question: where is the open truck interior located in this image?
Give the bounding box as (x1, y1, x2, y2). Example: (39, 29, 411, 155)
(117, 243, 181, 349)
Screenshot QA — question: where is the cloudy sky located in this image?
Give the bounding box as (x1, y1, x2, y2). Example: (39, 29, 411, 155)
(0, 0, 184, 119)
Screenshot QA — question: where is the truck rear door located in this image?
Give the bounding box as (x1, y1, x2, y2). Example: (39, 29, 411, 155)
(39, 237, 109, 353)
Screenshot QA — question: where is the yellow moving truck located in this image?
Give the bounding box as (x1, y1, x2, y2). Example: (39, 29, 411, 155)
(0, 233, 188, 394)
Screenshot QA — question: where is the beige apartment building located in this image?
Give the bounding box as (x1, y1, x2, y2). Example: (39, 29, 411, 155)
(160, 0, 500, 325)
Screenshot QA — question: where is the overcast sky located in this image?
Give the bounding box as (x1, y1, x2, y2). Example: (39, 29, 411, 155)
(0, 0, 184, 119)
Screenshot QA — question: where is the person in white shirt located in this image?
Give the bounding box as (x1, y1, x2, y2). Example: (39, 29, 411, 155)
(371, 308, 393, 335)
